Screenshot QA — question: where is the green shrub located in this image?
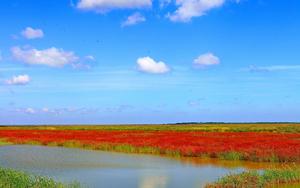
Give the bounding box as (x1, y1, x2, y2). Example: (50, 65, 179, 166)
(206, 165, 300, 188)
(0, 167, 80, 188)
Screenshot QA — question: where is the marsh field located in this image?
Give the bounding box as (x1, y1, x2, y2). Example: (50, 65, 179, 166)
(0, 123, 300, 188)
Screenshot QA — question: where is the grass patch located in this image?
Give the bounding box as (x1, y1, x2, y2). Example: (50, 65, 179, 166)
(24, 140, 42, 145)
(95, 143, 163, 155)
(218, 152, 243, 161)
(44, 141, 181, 158)
(206, 165, 300, 188)
(0, 167, 80, 188)
(0, 139, 12, 146)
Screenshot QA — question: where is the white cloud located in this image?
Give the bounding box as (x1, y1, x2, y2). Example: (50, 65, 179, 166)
(245, 65, 300, 72)
(71, 63, 91, 70)
(188, 100, 200, 107)
(21, 27, 44, 39)
(15, 108, 36, 114)
(77, 0, 152, 12)
(25, 108, 36, 114)
(137, 56, 170, 74)
(71, 55, 96, 70)
(6, 75, 30, 85)
(11, 46, 79, 67)
(159, 0, 171, 8)
(122, 12, 146, 27)
(168, 0, 225, 22)
(85, 55, 95, 61)
(42, 108, 49, 113)
(39, 107, 98, 115)
(193, 53, 220, 67)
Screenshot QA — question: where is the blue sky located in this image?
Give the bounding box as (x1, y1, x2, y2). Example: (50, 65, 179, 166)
(0, 0, 300, 124)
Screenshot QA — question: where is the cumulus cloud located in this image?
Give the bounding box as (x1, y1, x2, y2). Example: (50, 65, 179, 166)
(137, 56, 170, 74)
(76, 0, 238, 22)
(11, 46, 79, 68)
(21, 27, 44, 39)
(122, 12, 146, 27)
(6, 75, 30, 85)
(77, 0, 152, 12)
(193, 53, 220, 67)
(168, 0, 225, 22)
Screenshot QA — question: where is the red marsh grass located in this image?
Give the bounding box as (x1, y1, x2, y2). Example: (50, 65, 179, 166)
(1, 123, 300, 162)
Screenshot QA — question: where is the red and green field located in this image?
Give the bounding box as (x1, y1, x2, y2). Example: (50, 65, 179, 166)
(1, 123, 300, 163)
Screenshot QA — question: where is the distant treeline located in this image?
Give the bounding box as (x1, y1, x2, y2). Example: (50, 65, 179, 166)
(173, 122, 299, 125)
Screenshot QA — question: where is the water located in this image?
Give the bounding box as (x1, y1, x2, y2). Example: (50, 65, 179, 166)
(0, 145, 250, 188)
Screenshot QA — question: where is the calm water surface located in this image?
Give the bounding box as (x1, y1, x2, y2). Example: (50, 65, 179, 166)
(0, 145, 257, 188)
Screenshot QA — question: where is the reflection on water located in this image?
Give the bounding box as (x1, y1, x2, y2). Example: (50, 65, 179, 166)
(175, 156, 284, 170)
(0, 145, 273, 188)
(139, 175, 168, 188)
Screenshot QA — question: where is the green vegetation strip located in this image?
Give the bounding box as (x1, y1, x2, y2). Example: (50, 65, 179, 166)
(23, 140, 182, 157)
(206, 165, 300, 188)
(0, 167, 80, 188)
(0, 139, 12, 146)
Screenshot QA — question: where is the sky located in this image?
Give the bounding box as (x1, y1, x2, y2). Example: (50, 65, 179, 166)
(0, 0, 300, 125)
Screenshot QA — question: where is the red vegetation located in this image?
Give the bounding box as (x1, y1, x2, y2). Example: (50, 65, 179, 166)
(1, 129, 300, 162)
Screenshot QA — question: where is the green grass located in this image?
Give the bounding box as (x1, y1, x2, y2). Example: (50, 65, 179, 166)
(206, 165, 300, 188)
(218, 152, 243, 161)
(0, 139, 12, 146)
(0, 167, 80, 188)
(43, 141, 181, 157)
